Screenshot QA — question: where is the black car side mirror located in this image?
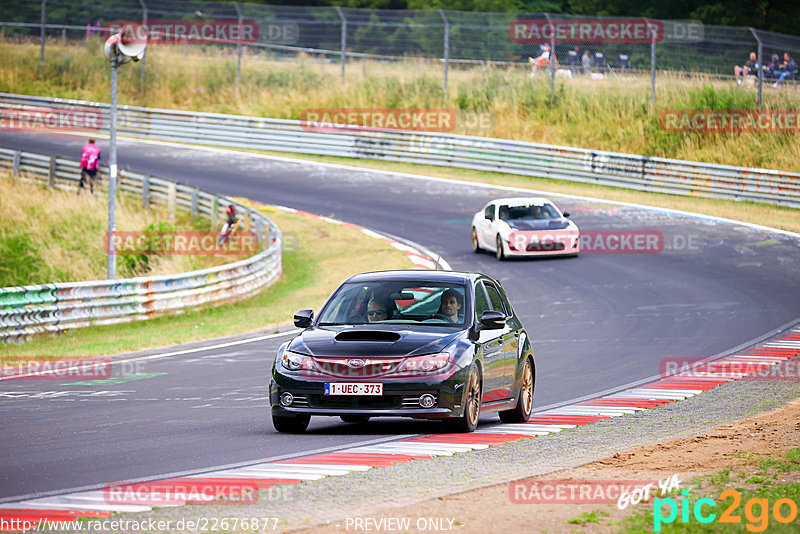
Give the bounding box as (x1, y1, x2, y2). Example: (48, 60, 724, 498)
(480, 310, 506, 330)
(563, 212, 570, 218)
(294, 309, 314, 328)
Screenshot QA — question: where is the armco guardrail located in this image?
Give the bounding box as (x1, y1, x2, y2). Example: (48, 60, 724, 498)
(0, 147, 282, 343)
(1, 93, 799, 209)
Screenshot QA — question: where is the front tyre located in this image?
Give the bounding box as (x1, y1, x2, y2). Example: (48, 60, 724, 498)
(499, 358, 534, 424)
(471, 227, 481, 253)
(445, 365, 482, 433)
(496, 235, 506, 261)
(272, 413, 311, 433)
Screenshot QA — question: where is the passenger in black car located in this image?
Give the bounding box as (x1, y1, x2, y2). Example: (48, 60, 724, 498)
(438, 289, 463, 323)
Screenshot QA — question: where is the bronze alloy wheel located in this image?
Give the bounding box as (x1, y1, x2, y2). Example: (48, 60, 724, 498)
(520, 360, 533, 415)
(472, 228, 481, 253)
(466, 367, 481, 428)
(445, 364, 482, 432)
(496, 235, 505, 260)
(499, 358, 534, 424)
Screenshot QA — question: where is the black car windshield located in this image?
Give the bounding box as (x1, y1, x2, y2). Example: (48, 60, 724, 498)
(317, 282, 468, 326)
(499, 203, 560, 220)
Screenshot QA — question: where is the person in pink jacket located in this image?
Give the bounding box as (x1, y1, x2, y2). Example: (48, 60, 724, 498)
(78, 138, 101, 195)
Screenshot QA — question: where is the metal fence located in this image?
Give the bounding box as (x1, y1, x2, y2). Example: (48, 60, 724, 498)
(2, 1, 800, 107)
(2, 92, 798, 209)
(0, 146, 282, 342)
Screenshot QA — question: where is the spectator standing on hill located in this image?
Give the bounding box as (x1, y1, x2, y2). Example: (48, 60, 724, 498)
(581, 50, 592, 75)
(773, 52, 797, 87)
(78, 138, 101, 195)
(734, 51, 759, 85)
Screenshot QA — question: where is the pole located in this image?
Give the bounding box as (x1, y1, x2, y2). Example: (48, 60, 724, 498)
(39, 0, 46, 74)
(335, 6, 346, 84)
(234, 2, 242, 92)
(749, 28, 763, 110)
(644, 18, 656, 107)
(544, 13, 555, 103)
(439, 10, 449, 96)
(139, 0, 147, 92)
(107, 56, 119, 280)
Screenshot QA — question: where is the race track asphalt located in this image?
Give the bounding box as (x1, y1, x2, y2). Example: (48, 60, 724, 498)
(1, 132, 799, 500)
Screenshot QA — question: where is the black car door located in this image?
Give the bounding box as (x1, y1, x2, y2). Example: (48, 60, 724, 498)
(482, 281, 519, 396)
(474, 281, 513, 402)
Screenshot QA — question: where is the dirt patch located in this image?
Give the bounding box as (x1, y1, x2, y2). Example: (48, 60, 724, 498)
(293, 397, 800, 533)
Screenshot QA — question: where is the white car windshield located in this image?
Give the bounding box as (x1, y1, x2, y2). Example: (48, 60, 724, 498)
(499, 203, 560, 220)
(317, 282, 468, 326)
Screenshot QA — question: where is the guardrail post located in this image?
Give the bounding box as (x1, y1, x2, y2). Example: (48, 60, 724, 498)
(191, 186, 199, 215)
(39, 0, 46, 74)
(61, 27, 65, 45)
(12, 150, 21, 178)
(48, 156, 56, 187)
(211, 196, 218, 229)
(439, 9, 449, 95)
(167, 182, 177, 220)
(142, 175, 150, 207)
(254, 217, 264, 249)
(334, 6, 346, 85)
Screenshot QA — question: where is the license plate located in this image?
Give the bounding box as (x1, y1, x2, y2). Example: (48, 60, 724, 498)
(324, 382, 383, 396)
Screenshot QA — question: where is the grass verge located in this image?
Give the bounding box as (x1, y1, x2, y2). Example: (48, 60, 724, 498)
(2, 204, 412, 361)
(0, 174, 229, 286)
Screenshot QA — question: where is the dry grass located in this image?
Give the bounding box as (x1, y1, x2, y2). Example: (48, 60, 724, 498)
(0, 174, 229, 286)
(2, 40, 799, 171)
(2, 203, 414, 360)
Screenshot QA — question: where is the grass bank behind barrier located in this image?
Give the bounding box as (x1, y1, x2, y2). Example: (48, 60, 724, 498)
(1, 41, 799, 172)
(0, 174, 229, 286)
(2, 203, 413, 361)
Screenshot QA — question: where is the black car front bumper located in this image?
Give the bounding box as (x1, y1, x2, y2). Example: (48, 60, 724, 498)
(269, 367, 468, 419)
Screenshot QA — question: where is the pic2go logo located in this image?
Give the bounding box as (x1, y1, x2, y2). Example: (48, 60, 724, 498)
(654, 489, 798, 532)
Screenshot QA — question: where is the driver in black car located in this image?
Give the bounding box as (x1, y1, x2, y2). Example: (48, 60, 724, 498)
(366, 298, 389, 323)
(438, 289, 463, 322)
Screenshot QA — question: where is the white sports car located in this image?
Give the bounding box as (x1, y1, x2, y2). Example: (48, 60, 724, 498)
(471, 197, 580, 260)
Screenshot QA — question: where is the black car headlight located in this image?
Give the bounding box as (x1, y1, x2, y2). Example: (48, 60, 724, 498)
(396, 353, 455, 376)
(281, 350, 306, 371)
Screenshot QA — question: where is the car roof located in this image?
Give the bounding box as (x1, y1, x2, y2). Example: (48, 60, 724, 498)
(489, 197, 553, 207)
(344, 270, 483, 285)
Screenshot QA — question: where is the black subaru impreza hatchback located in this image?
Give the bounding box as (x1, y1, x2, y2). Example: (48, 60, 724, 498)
(270, 270, 535, 433)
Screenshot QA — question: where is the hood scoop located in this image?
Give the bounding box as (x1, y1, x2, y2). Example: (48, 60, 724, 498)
(335, 330, 402, 342)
